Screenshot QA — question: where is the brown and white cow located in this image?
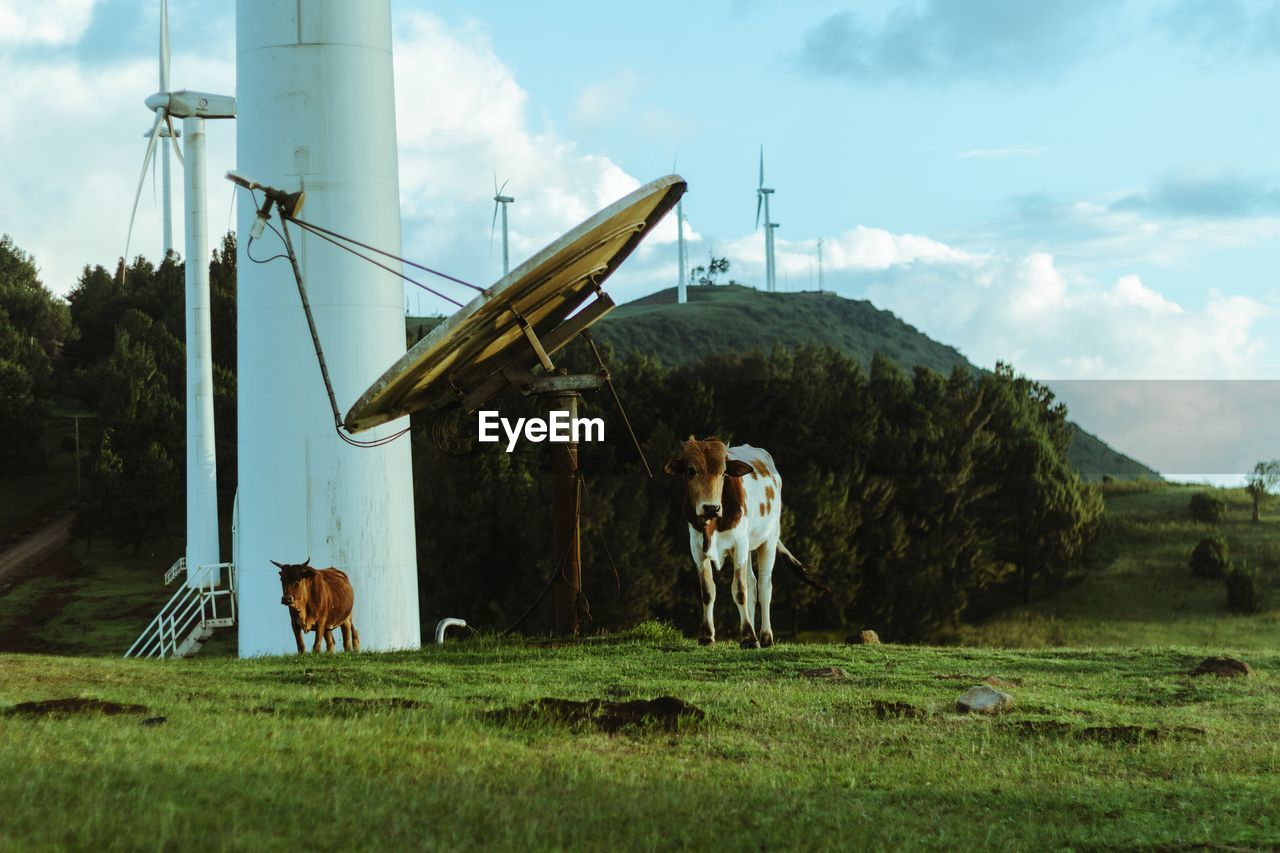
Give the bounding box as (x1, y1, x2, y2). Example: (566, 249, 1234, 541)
(273, 558, 360, 653)
(665, 436, 829, 648)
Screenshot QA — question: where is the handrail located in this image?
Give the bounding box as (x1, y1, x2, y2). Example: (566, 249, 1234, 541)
(124, 562, 237, 658)
(164, 557, 186, 585)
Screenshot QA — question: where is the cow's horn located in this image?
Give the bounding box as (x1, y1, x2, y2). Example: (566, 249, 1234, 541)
(304, 555, 311, 566)
(269, 559, 285, 569)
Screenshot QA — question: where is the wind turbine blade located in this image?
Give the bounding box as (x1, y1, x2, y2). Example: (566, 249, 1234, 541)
(493, 171, 499, 197)
(490, 202, 499, 250)
(160, 0, 170, 91)
(672, 152, 678, 174)
(498, 179, 509, 196)
(165, 114, 183, 167)
(758, 145, 764, 190)
(755, 193, 762, 229)
(125, 111, 165, 275)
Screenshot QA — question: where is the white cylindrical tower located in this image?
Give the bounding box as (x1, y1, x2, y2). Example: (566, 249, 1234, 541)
(676, 198, 686, 304)
(183, 115, 221, 588)
(235, 0, 420, 655)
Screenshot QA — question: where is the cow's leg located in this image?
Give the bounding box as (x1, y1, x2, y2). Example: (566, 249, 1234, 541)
(732, 552, 760, 649)
(350, 622, 360, 652)
(340, 620, 352, 652)
(292, 622, 306, 654)
(323, 627, 336, 652)
(311, 627, 324, 653)
(697, 557, 717, 645)
(754, 542, 777, 647)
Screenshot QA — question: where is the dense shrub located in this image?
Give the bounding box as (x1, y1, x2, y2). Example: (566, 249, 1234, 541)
(1189, 535, 1230, 580)
(1224, 563, 1264, 614)
(1188, 492, 1227, 524)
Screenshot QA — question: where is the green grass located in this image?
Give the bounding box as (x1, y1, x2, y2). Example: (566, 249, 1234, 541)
(959, 483, 1280, 648)
(1, 630, 1278, 849)
(0, 537, 240, 657)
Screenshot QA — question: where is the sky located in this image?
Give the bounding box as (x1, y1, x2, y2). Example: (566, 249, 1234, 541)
(2, 0, 1279, 479)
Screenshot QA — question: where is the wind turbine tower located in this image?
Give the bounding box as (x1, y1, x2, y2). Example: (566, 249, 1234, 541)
(236, 0, 419, 654)
(677, 197, 687, 303)
(126, 0, 234, 590)
(755, 146, 779, 293)
(817, 238, 824, 292)
(492, 178, 514, 276)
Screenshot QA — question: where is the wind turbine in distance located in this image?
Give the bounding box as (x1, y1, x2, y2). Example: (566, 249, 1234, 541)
(126, 0, 184, 264)
(492, 176, 514, 276)
(755, 146, 779, 293)
(124, 0, 236, 593)
(673, 154, 687, 304)
(817, 238, 824, 292)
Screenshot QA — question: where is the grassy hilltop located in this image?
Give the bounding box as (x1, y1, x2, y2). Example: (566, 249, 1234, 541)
(409, 283, 1157, 480)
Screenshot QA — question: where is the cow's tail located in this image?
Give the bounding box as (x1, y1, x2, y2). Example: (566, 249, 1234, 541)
(776, 541, 832, 595)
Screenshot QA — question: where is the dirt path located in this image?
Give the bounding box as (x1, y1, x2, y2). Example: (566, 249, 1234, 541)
(0, 513, 75, 588)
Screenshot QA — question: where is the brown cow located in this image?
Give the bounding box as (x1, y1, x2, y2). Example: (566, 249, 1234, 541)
(273, 558, 360, 653)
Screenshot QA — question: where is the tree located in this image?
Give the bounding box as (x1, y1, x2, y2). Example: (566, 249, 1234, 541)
(1189, 491, 1226, 524)
(0, 235, 73, 396)
(690, 256, 731, 286)
(0, 357, 46, 474)
(1245, 460, 1280, 522)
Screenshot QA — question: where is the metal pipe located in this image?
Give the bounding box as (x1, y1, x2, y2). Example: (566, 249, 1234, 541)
(434, 618, 467, 645)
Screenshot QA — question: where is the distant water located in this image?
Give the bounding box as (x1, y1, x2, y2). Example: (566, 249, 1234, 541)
(1163, 473, 1246, 489)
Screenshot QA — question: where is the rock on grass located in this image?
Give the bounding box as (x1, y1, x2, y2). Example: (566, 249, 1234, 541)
(956, 685, 1014, 715)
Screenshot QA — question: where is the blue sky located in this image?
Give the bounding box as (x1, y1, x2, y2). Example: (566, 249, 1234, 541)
(2, 0, 1279, 476)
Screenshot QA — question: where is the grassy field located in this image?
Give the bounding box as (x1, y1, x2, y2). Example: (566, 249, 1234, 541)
(958, 482, 1280, 649)
(3, 480, 1279, 847)
(1, 627, 1277, 850)
(0, 536, 236, 657)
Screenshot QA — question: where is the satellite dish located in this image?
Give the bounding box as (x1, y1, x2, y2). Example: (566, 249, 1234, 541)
(345, 174, 686, 433)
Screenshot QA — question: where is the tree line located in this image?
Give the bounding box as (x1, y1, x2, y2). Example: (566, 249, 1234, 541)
(2, 235, 1103, 640)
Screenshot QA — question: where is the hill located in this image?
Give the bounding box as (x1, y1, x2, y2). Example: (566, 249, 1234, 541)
(957, 481, 1280, 648)
(411, 284, 1158, 479)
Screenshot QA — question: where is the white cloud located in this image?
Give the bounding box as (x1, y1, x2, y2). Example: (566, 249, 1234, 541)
(391, 14, 691, 300)
(859, 251, 1276, 380)
(0, 48, 236, 295)
(0, 0, 96, 46)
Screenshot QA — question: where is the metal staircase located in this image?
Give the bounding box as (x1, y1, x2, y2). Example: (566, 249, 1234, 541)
(124, 559, 237, 658)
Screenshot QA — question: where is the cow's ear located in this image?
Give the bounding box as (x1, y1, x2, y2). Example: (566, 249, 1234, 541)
(725, 459, 753, 478)
(301, 566, 317, 578)
(663, 459, 684, 477)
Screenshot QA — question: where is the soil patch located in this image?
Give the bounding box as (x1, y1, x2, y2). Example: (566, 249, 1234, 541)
(801, 666, 849, 681)
(1189, 656, 1253, 678)
(1000, 720, 1201, 744)
(4, 697, 150, 717)
(0, 548, 83, 653)
(491, 696, 705, 733)
(870, 700, 929, 719)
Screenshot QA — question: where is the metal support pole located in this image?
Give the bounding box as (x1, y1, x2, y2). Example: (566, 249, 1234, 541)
(549, 390, 584, 636)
